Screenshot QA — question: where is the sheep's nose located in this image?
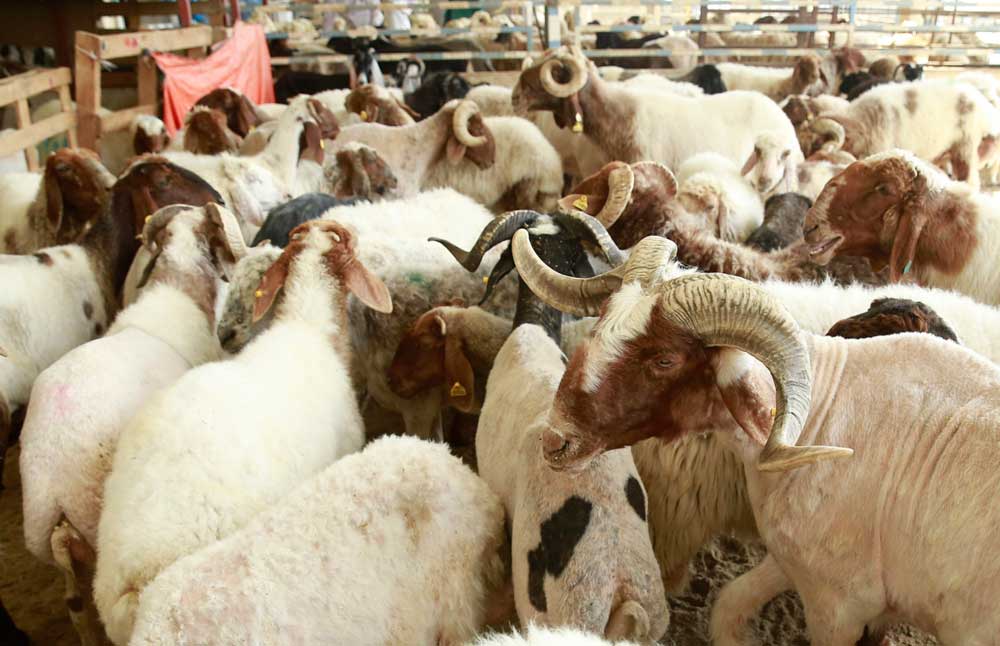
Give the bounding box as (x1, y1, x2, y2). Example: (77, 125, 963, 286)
(542, 429, 571, 460)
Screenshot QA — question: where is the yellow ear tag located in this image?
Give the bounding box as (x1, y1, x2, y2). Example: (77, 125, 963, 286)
(359, 110, 369, 121)
(145, 215, 152, 223)
(573, 195, 588, 210)
(770, 408, 777, 418)
(320, 139, 326, 150)
(571, 112, 584, 133)
(450, 382, 467, 398)
(255, 290, 264, 298)
(482, 276, 489, 284)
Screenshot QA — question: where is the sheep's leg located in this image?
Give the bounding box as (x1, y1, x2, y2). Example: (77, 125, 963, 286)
(952, 140, 981, 190)
(52, 519, 110, 646)
(710, 554, 790, 646)
(800, 592, 866, 646)
(0, 597, 29, 646)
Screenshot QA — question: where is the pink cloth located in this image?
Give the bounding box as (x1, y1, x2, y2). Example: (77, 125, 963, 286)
(153, 22, 275, 134)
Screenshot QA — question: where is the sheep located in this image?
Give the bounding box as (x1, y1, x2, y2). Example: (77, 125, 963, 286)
(0, 166, 141, 486)
(94, 220, 389, 645)
(404, 71, 471, 120)
(811, 80, 1000, 189)
(679, 64, 726, 95)
(470, 625, 639, 646)
(345, 83, 420, 126)
(250, 193, 363, 248)
(805, 149, 1000, 306)
(193, 86, 264, 138)
(433, 213, 667, 643)
(98, 114, 171, 175)
(638, 35, 700, 74)
(331, 99, 496, 197)
(18, 203, 245, 645)
(619, 73, 704, 98)
(745, 192, 813, 253)
(181, 106, 243, 155)
(514, 234, 1000, 645)
(559, 160, 882, 287)
(126, 436, 508, 646)
(826, 297, 959, 343)
(513, 46, 802, 177)
(422, 115, 564, 213)
(716, 55, 826, 102)
(163, 98, 331, 240)
(675, 153, 764, 243)
(217, 189, 506, 440)
(0, 148, 115, 254)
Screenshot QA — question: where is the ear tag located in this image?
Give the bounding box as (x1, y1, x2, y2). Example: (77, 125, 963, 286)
(255, 289, 264, 298)
(249, 125, 256, 133)
(482, 276, 489, 284)
(145, 215, 152, 223)
(359, 110, 369, 121)
(770, 408, 777, 418)
(573, 195, 588, 210)
(450, 382, 467, 398)
(320, 139, 326, 150)
(903, 260, 913, 275)
(572, 112, 584, 133)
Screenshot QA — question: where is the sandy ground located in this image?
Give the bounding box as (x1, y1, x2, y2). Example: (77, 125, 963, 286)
(1, 443, 939, 646)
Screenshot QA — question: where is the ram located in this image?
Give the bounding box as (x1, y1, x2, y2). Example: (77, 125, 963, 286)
(716, 56, 826, 102)
(514, 237, 1000, 646)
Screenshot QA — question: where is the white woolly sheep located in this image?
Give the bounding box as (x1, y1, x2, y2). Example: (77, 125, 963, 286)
(98, 114, 171, 174)
(514, 46, 803, 178)
(469, 625, 639, 646)
(128, 436, 508, 646)
(675, 153, 764, 243)
(717, 56, 826, 102)
(18, 203, 244, 645)
(94, 220, 388, 645)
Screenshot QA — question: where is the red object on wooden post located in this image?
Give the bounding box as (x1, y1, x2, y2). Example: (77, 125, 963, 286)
(177, 0, 193, 27)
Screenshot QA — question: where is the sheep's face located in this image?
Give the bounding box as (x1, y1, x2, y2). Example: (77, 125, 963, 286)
(329, 145, 399, 201)
(217, 246, 281, 354)
(804, 156, 920, 267)
(113, 158, 225, 236)
(133, 120, 170, 155)
(184, 107, 240, 155)
(44, 148, 113, 242)
(743, 140, 794, 196)
(387, 310, 448, 398)
(195, 87, 259, 137)
(792, 55, 827, 96)
(512, 48, 590, 130)
(542, 285, 722, 471)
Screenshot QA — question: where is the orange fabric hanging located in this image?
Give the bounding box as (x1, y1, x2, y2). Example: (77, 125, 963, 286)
(153, 22, 275, 134)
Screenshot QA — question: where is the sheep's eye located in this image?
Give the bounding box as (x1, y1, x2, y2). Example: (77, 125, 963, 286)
(653, 356, 674, 370)
(875, 184, 891, 195)
(781, 150, 790, 160)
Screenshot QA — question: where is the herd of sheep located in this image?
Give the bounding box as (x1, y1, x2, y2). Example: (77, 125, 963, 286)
(1, 40, 1000, 646)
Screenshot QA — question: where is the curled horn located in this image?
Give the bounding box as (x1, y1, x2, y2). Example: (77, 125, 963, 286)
(141, 204, 195, 253)
(551, 210, 626, 266)
(651, 273, 853, 472)
(539, 49, 588, 98)
(452, 101, 488, 147)
(511, 233, 677, 317)
(812, 117, 846, 154)
(205, 202, 249, 262)
(430, 209, 542, 271)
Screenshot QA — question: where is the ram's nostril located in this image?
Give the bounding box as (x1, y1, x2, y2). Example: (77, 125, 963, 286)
(541, 430, 570, 459)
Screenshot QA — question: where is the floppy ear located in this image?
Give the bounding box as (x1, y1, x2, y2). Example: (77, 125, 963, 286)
(444, 333, 476, 413)
(396, 99, 421, 119)
(715, 197, 729, 240)
(44, 168, 64, 233)
(711, 348, 777, 447)
(236, 94, 260, 137)
(343, 259, 393, 313)
(741, 147, 761, 176)
(253, 257, 290, 323)
(135, 249, 161, 290)
(888, 173, 928, 283)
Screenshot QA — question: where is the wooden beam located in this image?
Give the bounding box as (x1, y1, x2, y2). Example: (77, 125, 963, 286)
(178, 0, 193, 27)
(77, 26, 213, 61)
(137, 54, 158, 111)
(0, 68, 72, 108)
(229, 0, 241, 26)
(75, 31, 103, 150)
(101, 105, 156, 134)
(14, 99, 39, 171)
(58, 84, 77, 148)
(0, 112, 76, 162)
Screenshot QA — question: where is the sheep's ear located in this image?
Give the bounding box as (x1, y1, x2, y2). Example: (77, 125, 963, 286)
(44, 168, 64, 233)
(343, 259, 393, 313)
(252, 259, 289, 322)
(715, 197, 729, 240)
(444, 333, 475, 413)
(136, 249, 161, 290)
(445, 137, 467, 165)
(889, 206, 926, 283)
(710, 348, 776, 447)
(396, 99, 420, 119)
(236, 95, 260, 137)
(741, 147, 761, 176)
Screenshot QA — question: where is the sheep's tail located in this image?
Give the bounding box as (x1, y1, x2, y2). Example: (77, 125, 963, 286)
(605, 600, 650, 643)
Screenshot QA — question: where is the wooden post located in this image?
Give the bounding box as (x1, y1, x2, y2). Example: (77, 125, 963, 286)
(57, 83, 77, 148)
(229, 0, 241, 25)
(14, 99, 39, 171)
(74, 31, 102, 152)
(178, 0, 193, 27)
(137, 54, 158, 111)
